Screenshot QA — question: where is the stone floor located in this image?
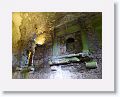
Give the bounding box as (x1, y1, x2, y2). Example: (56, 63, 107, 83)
(12, 62, 102, 79)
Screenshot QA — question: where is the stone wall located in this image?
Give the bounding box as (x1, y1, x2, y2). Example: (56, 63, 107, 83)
(33, 43, 53, 67)
(86, 29, 102, 77)
(32, 13, 102, 68)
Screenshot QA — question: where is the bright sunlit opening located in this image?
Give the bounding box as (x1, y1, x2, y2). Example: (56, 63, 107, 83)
(34, 34, 45, 45)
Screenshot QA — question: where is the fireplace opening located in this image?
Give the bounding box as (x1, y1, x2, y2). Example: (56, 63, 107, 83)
(66, 38, 75, 53)
(66, 38, 75, 43)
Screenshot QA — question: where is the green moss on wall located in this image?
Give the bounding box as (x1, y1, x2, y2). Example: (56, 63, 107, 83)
(92, 14, 102, 43)
(56, 31, 64, 36)
(95, 26, 102, 42)
(56, 25, 80, 36)
(92, 15, 102, 28)
(53, 38, 59, 56)
(81, 31, 89, 52)
(66, 25, 80, 33)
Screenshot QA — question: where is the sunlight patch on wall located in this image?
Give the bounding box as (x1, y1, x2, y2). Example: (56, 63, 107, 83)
(12, 12, 22, 53)
(34, 34, 46, 45)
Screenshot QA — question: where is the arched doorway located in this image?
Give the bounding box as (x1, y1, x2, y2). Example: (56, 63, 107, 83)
(66, 38, 75, 54)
